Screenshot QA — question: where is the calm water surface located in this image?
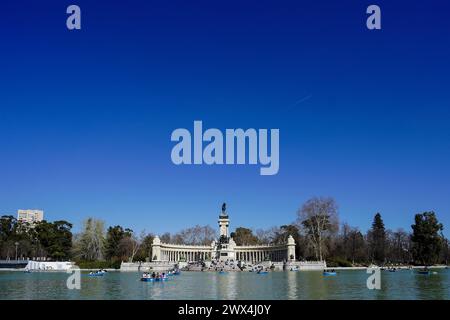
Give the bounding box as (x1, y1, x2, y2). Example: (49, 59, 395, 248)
(0, 270, 449, 300)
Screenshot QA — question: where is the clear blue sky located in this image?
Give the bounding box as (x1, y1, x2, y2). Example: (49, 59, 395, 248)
(0, 0, 449, 237)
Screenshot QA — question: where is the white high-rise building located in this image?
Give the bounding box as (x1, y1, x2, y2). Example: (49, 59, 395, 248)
(17, 209, 44, 224)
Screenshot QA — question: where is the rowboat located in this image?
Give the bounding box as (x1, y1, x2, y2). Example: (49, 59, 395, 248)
(141, 277, 168, 282)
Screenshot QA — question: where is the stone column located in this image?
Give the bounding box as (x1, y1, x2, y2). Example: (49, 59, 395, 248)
(152, 236, 161, 261)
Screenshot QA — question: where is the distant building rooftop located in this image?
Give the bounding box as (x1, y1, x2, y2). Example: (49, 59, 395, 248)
(17, 209, 44, 224)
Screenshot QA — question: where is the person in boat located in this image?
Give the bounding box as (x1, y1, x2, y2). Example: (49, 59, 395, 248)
(151, 272, 156, 278)
(162, 273, 166, 279)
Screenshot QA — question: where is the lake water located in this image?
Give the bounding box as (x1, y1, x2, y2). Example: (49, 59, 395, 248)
(0, 269, 449, 300)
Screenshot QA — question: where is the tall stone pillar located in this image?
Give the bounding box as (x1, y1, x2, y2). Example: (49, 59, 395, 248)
(152, 236, 161, 261)
(287, 235, 296, 261)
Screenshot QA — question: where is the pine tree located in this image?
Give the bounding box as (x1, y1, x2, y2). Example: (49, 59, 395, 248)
(369, 213, 386, 264)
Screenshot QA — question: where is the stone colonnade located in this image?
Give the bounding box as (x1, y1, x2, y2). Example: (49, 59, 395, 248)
(159, 248, 212, 262)
(152, 236, 296, 263)
(235, 247, 288, 262)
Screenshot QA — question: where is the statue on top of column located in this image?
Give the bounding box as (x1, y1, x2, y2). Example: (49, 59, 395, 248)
(221, 203, 227, 214)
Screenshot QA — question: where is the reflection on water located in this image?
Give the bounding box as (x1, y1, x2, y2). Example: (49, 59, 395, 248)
(286, 271, 297, 299)
(0, 269, 449, 300)
(224, 272, 237, 300)
(414, 271, 447, 300)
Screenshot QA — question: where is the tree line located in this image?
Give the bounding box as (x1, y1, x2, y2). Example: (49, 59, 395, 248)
(1, 196, 449, 267)
(231, 197, 449, 267)
(0, 216, 72, 261)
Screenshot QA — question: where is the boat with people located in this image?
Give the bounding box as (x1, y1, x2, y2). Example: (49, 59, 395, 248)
(290, 266, 299, 272)
(88, 269, 107, 277)
(141, 277, 168, 282)
(141, 272, 169, 282)
(323, 269, 337, 276)
(168, 269, 181, 276)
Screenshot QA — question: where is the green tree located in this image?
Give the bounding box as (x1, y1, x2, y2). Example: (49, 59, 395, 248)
(411, 212, 443, 266)
(34, 220, 73, 260)
(105, 225, 132, 261)
(1, 216, 73, 261)
(49, 221, 73, 260)
(0, 216, 18, 259)
(368, 213, 386, 264)
(231, 227, 259, 246)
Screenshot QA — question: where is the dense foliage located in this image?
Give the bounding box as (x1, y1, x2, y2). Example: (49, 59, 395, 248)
(411, 212, 444, 265)
(0, 216, 72, 260)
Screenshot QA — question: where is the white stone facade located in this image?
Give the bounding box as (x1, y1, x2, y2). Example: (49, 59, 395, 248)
(152, 210, 296, 263)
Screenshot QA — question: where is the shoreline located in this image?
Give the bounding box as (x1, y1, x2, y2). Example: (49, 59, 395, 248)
(0, 265, 447, 272)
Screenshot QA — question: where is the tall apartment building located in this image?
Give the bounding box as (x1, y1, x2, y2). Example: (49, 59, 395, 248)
(17, 209, 44, 224)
